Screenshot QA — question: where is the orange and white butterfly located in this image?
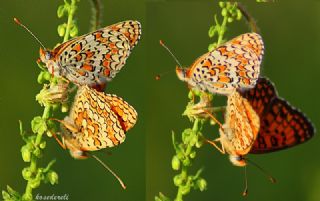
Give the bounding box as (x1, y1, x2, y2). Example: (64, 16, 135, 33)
(15, 18, 141, 89)
(207, 77, 315, 166)
(40, 21, 141, 89)
(56, 85, 137, 159)
(176, 33, 264, 95)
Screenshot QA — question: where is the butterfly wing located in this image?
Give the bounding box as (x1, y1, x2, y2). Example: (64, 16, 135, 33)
(187, 33, 264, 95)
(67, 86, 137, 151)
(240, 77, 315, 154)
(55, 20, 141, 87)
(222, 91, 260, 155)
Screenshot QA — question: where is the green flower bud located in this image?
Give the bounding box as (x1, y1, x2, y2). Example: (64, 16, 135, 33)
(47, 171, 59, 185)
(33, 147, 42, 158)
(227, 17, 234, 23)
(182, 158, 191, 167)
(37, 72, 46, 84)
(197, 178, 207, 191)
(70, 25, 78, 37)
(189, 135, 198, 146)
(236, 9, 242, 20)
(180, 185, 190, 195)
(46, 130, 53, 137)
(31, 116, 47, 135)
(43, 71, 52, 81)
(57, 5, 66, 18)
(57, 24, 66, 37)
(40, 141, 46, 149)
(171, 156, 180, 170)
(61, 103, 69, 113)
(2, 190, 10, 200)
(218, 2, 225, 8)
(188, 91, 193, 100)
(22, 168, 32, 180)
(173, 175, 183, 186)
(208, 26, 216, 38)
(189, 151, 196, 159)
(195, 139, 203, 148)
(51, 103, 60, 111)
(221, 8, 228, 17)
(21, 145, 31, 162)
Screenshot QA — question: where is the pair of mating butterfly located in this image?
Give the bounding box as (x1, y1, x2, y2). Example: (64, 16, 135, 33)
(16, 19, 141, 188)
(172, 32, 315, 193)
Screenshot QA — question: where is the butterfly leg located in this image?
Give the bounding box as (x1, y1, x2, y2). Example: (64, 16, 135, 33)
(51, 131, 67, 150)
(202, 110, 223, 129)
(205, 138, 225, 154)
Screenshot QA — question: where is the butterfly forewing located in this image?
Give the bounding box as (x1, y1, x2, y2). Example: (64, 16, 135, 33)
(43, 20, 141, 88)
(180, 33, 264, 95)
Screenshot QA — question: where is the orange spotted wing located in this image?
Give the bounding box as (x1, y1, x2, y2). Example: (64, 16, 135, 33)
(240, 77, 315, 154)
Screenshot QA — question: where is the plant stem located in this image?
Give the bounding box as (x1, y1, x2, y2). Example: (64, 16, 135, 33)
(23, 106, 51, 198)
(63, 0, 77, 42)
(217, 16, 228, 46)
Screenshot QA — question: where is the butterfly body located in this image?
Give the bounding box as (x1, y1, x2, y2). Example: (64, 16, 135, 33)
(40, 20, 141, 88)
(176, 33, 264, 95)
(60, 85, 138, 159)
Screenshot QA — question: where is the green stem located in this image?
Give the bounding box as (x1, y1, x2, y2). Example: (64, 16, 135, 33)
(63, 0, 77, 42)
(23, 105, 51, 198)
(217, 15, 228, 46)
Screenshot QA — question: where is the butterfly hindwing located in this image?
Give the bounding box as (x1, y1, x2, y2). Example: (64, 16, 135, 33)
(65, 86, 137, 152)
(240, 77, 315, 154)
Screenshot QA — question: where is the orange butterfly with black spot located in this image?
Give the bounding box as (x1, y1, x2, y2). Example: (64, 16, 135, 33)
(207, 77, 315, 167)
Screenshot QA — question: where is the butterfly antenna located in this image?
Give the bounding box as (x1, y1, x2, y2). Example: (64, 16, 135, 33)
(246, 158, 276, 183)
(242, 166, 248, 196)
(13, 17, 46, 50)
(89, 153, 127, 190)
(156, 40, 183, 80)
(159, 40, 182, 67)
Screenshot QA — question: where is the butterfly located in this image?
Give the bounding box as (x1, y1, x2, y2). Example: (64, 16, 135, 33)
(207, 77, 315, 166)
(176, 33, 264, 95)
(39, 20, 141, 89)
(55, 85, 138, 159)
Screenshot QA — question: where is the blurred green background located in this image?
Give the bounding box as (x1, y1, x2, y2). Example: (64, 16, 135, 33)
(1, 1, 320, 201)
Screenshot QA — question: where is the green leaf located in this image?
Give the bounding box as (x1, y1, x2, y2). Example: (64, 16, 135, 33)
(31, 116, 47, 135)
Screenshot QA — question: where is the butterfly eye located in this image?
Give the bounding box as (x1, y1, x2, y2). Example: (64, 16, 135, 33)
(45, 51, 52, 60)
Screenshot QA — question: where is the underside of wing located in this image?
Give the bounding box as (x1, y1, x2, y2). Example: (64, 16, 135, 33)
(189, 33, 264, 95)
(56, 21, 141, 86)
(224, 91, 259, 155)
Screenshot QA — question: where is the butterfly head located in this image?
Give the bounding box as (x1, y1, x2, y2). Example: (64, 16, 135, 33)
(176, 66, 191, 81)
(229, 154, 247, 167)
(39, 47, 53, 62)
(39, 47, 61, 76)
